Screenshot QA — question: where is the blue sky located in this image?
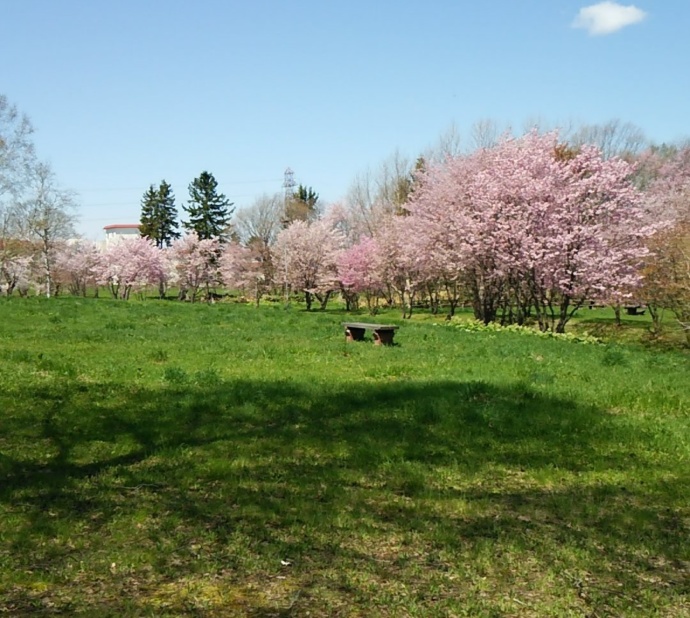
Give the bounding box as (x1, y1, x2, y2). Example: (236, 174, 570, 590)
(2, 0, 688, 239)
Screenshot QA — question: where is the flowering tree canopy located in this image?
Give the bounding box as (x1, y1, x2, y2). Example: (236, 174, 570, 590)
(169, 233, 220, 302)
(639, 146, 690, 339)
(406, 132, 656, 331)
(54, 240, 101, 296)
(218, 241, 267, 305)
(0, 251, 32, 296)
(96, 236, 165, 300)
(273, 219, 344, 310)
(337, 235, 385, 311)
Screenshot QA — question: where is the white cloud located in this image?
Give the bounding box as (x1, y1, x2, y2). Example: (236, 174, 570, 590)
(573, 2, 647, 36)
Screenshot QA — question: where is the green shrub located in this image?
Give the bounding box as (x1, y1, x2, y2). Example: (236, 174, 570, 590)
(448, 318, 602, 344)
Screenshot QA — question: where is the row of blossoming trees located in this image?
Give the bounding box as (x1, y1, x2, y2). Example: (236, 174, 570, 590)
(341, 134, 643, 333)
(2, 131, 689, 337)
(340, 132, 689, 336)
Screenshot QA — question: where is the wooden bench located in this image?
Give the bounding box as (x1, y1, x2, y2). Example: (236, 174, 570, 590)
(624, 305, 646, 316)
(342, 322, 399, 346)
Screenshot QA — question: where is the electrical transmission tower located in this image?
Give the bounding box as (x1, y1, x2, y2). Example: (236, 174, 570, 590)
(283, 167, 296, 208)
(281, 167, 296, 304)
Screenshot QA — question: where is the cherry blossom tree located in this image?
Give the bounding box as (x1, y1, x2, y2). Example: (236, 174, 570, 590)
(273, 218, 344, 310)
(0, 251, 32, 296)
(168, 233, 220, 302)
(95, 236, 165, 300)
(218, 241, 267, 306)
(337, 236, 384, 312)
(638, 146, 690, 341)
(372, 216, 426, 318)
(407, 131, 656, 332)
(644, 221, 690, 343)
(54, 240, 101, 296)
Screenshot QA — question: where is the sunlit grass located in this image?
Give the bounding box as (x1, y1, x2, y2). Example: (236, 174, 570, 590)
(0, 296, 688, 616)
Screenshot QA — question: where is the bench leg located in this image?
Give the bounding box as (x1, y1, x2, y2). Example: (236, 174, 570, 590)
(345, 327, 366, 342)
(373, 330, 395, 346)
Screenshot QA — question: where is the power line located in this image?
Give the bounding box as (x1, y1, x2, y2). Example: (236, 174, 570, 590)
(76, 193, 261, 209)
(75, 178, 283, 193)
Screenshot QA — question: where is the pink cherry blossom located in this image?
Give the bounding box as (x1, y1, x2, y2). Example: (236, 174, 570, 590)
(95, 236, 165, 300)
(273, 219, 344, 310)
(405, 131, 656, 331)
(169, 233, 221, 302)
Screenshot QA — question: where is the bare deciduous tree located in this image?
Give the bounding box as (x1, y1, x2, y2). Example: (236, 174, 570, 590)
(0, 94, 36, 201)
(16, 163, 77, 297)
(428, 122, 463, 162)
(1, 95, 37, 275)
(469, 118, 508, 151)
(569, 119, 647, 160)
(233, 193, 284, 248)
(344, 150, 416, 237)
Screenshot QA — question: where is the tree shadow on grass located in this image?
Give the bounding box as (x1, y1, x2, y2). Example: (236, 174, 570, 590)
(1, 377, 688, 616)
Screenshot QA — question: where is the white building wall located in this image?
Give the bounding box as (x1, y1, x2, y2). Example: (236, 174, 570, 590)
(104, 226, 140, 247)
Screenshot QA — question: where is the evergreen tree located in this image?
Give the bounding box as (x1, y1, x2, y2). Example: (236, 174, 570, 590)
(183, 171, 234, 241)
(284, 184, 319, 225)
(139, 180, 180, 248)
(394, 155, 426, 216)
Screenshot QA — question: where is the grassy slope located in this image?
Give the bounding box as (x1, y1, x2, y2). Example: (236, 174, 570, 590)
(0, 297, 688, 617)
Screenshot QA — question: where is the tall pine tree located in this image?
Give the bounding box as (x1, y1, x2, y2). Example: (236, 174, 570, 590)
(183, 171, 234, 241)
(139, 180, 180, 248)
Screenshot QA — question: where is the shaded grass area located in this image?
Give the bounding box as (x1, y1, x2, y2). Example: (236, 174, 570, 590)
(0, 297, 689, 616)
(569, 306, 688, 349)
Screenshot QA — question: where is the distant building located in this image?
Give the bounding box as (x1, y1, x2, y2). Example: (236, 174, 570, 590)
(103, 224, 140, 246)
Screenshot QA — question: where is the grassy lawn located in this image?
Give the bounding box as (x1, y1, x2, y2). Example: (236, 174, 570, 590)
(1, 297, 689, 616)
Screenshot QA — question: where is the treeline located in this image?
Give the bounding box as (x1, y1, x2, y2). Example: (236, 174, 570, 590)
(138, 174, 319, 248)
(1, 95, 689, 342)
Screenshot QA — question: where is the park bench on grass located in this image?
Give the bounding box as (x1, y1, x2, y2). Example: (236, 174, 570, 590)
(625, 305, 646, 316)
(343, 322, 399, 346)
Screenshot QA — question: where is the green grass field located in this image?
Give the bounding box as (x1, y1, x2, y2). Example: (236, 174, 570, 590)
(1, 297, 689, 616)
